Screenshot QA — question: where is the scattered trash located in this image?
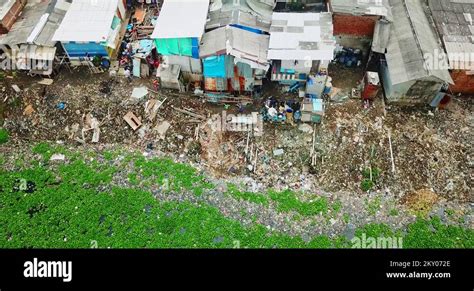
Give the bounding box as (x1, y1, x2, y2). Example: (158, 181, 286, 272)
(123, 112, 142, 131)
(23, 105, 35, 116)
(37, 79, 54, 86)
(298, 123, 314, 134)
(131, 87, 149, 101)
(155, 121, 171, 140)
(273, 149, 284, 156)
(11, 84, 21, 93)
(145, 98, 167, 122)
(50, 154, 66, 162)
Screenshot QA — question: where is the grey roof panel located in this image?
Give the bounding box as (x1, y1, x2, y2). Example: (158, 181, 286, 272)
(385, 0, 453, 85)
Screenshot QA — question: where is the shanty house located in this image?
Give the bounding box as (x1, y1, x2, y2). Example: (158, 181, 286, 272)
(267, 12, 336, 83)
(199, 25, 270, 92)
(0, 0, 26, 34)
(52, 0, 127, 64)
(0, 0, 69, 76)
(380, 0, 453, 104)
(429, 0, 474, 94)
(151, 0, 209, 76)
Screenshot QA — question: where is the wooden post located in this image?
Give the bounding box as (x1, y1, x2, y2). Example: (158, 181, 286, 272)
(388, 130, 396, 174)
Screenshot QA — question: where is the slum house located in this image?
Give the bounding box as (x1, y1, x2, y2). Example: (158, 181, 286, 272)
(328, 0, 392, 53)
(0, 0, 26, 34)
(206, 0, 274, 33)
(380, 0, 453, 105)
(199, 25, 270, 95)
(429, 0, 474, 95)
(151, 0, 209, 87)
(0, 0, 69, 76)
(267, 12, 336, 88)
(52, 0, 127, 66)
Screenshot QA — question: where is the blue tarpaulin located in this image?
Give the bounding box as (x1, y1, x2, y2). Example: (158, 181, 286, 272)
(230, 24, 264, 35)
(203, 56, 226, 77)
(64, 42, 108, 58)
(203, 55, 234, 78)
(138, 39, 154, 55)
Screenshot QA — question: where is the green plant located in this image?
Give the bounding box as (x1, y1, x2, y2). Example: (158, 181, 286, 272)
(363, 167, 381, 181)
(226, 184, 269, 206)
(269, 190, 328, 216)
(0, 128, 8, 144)
(366, 196, 382, 216)
(332, 200, 343, 213)
(343, 214, 350, 224)
(445, 209, 455, 217)
(361, 179, 375, 192)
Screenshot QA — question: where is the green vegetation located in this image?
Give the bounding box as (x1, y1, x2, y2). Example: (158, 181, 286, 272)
(343, 213, 350, 224)
(133, 155, 213, 196)
(269, 189, 329, 216)
(366, 196, 382, 216)
(0, 128, 8, 144)
(389, 208, 399, 216)
(226, 184, 269, 206)
(445, 209, 455, 217)
(0, 163, 335, 248)
(361, 179, 374, 192)
(0, 143, 472, 249)
(356, 218, 474, 248)
(361, 167, 381, 192)
(332, 200, 343, 214)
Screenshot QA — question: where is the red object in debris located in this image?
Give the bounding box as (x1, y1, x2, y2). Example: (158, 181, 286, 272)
(153, 79, 160, 91)
(362, 71, 381, 100)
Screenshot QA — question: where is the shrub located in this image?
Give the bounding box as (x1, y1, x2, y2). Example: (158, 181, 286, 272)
(0, 128, 8, 144)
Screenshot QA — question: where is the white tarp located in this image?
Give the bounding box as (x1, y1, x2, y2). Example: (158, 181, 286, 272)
(52, 0, 119, 42)
(151, 0, 210, 39)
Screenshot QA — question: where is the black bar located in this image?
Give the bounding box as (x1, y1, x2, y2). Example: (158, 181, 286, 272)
(0, 249, 472, 290)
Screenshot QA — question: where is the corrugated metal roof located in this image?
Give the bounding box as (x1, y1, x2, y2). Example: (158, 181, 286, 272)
(330, 0, 393, 20)
(206, 9, 271, 32)
(199, 25, 270, 69)
(429, 0, 474, 69)
(210, 0, 273, 22)
(53, 0, 119, 42)
(267, 12, 336, 61)
(385, 0, 453, 85)
(34, 6, 66, 46)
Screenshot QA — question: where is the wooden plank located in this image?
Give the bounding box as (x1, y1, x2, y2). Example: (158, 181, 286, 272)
(123, 112, 142, 131)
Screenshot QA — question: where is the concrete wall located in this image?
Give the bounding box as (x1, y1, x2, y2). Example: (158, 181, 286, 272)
(449, 70, 474, 94)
